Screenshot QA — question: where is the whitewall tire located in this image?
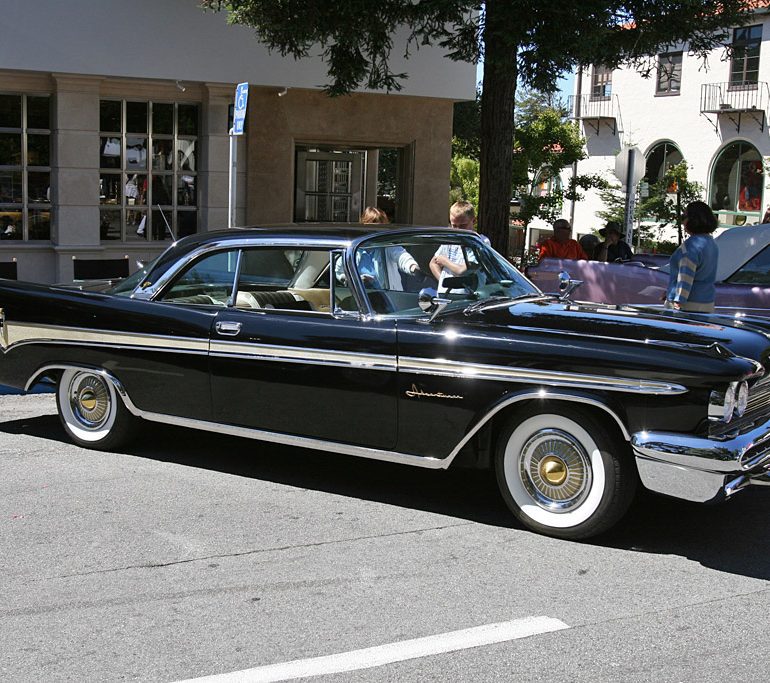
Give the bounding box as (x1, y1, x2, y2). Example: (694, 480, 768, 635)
(56, 369, 135, 450)
(495, 405, 636, 539)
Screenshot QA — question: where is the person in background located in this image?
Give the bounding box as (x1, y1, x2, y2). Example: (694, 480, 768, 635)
(337, 206, 420, 289)
(596, 221, 633, 262)
(537, 219, 588, 262)
(429, 201, 483, 281)
(665, 200, 719, 313)
(578, 233, 600, 260)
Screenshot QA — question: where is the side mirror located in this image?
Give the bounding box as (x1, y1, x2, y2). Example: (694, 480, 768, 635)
(418, 287, 451, 321)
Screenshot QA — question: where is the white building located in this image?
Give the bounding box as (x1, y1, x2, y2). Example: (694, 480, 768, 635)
(0, 1, 474, 283)
(566, 2, 770, 245)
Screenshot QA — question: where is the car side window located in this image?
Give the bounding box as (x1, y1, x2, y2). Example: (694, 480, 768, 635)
(726, 244, 770, 285)
(159, 250, 237, 305)
(235, 247, 331, 313)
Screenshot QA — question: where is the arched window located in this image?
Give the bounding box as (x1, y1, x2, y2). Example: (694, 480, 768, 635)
(710, 141, 764, 227)
(644, 141, 683, 184)
(532, 167, 563, 198)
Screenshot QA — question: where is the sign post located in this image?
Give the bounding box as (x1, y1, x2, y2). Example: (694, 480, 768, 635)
(229, 82, 249, 229)
(614, 145, 646, 247)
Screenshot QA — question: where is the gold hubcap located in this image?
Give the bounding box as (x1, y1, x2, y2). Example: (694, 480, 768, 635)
(79, 390, 97, 412)
(540, 455, 568, 486)
(69, 374, 110, 428)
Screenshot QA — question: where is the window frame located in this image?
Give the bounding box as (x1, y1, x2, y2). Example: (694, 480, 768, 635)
(99, 99, 199, 243)
(0, 92, 52, 241)
(656, 52, 683, 95)
(590, 65, 612, 101)
(730, 24, 762, 88)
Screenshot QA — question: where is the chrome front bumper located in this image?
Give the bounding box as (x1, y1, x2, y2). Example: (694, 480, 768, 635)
(632, 418, 770, 503)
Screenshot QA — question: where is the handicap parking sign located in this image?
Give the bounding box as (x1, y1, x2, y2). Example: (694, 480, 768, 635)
(233, 82, 249, 135)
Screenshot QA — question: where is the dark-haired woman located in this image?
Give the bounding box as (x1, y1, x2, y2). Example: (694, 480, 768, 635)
(665, 200, 719, 313)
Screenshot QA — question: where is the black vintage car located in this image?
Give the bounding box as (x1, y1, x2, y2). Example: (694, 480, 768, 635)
(1, 226, 769, 539)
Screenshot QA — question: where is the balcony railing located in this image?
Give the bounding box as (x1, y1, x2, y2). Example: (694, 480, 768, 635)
(568, 94, 624, 135)
(700, 82, 769, 131)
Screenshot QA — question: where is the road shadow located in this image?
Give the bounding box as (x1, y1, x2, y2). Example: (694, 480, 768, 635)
(2, 414, 769, 579)
(600, 488, 770, 580)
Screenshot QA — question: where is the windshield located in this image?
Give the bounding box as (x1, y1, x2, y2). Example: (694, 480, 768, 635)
(108, 255, 162, 296)
(350, 232, 540, 316)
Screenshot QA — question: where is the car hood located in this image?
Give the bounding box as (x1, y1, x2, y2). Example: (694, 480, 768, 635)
(436, 298, 770, 384)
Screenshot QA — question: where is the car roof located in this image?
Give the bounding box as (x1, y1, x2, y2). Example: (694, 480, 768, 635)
(147, 224, 468, 281)
(715, 223, 770, 281)
(172, 224, 456, 249)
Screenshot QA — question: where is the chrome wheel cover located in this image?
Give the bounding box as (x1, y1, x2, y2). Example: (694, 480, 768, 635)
(68, 373, 111, 430)
(518, 428, 592, 513)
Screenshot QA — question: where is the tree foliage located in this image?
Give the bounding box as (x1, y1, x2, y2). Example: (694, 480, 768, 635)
(596, 161, 704, 251)
(449, 155, 480, 211)
(638, 161, 705, 244)
(201, 0, 753, 253)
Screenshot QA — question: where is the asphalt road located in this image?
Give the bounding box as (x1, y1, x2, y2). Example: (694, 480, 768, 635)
(2, 393, 770, 682)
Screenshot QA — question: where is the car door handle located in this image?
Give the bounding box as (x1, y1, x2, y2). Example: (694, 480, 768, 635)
(215, 321, 242, 336)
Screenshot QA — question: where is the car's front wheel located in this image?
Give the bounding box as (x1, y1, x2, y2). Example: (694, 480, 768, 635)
(494, 405, 636, 539)
(56, 369, 135, 450)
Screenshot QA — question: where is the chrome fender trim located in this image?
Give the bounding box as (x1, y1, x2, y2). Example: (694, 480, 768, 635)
(444, 389, 632, 465)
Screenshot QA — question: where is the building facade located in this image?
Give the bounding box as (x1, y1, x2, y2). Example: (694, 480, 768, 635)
(0, 0, 474, 283)
(566, 3, 770, 244)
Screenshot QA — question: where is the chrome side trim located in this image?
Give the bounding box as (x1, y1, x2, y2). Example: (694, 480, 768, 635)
(210, 340, 397, 370)
(32, 364, 632, 470)
(4, 322, 684, 397)
(399, 356, 687, 396)
(4, 322, 208, 354)
(121, 387, 631, 469)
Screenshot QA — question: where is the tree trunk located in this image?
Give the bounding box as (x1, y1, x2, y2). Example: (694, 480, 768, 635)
(479, 0, 518, 256)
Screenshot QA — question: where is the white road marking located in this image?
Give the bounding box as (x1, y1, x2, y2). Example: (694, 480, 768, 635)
(179, 616, 569, 683)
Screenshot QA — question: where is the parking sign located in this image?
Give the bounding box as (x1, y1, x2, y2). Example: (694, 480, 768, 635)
(233, 82, 249, 135)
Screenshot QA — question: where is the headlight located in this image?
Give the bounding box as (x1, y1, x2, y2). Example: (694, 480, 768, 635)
(736, 381, 749, 417)
(724, 383, 737, 422)
(709, 383, 737, 423)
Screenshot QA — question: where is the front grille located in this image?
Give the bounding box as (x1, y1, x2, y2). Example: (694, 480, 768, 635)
(747, 375, 770, 416)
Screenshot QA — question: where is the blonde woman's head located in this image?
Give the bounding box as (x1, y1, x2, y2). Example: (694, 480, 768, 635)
(360, 207, 389, 224)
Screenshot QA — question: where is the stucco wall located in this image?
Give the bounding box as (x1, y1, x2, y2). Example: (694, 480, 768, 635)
(245, 89, 454, 227)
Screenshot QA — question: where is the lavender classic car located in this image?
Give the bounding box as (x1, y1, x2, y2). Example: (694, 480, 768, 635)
(527, 223, 770, 317)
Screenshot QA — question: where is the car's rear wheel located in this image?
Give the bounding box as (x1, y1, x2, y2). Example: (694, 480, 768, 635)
(494, 405, 636, 540)
(56, 369, 135, 450)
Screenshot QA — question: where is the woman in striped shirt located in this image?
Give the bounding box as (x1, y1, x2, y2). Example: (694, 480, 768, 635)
(665, 201, 719, 313)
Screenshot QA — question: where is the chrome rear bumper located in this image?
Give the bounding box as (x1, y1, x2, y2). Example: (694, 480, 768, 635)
(631, 418, 770, 503)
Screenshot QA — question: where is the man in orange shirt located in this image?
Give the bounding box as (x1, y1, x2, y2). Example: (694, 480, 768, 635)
(538, 219, 588, 262)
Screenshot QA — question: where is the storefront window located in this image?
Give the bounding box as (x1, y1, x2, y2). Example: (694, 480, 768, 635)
(710, 141, 764, 228)
(0, 93, 51, 241)
(99, 100, 198, 242)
